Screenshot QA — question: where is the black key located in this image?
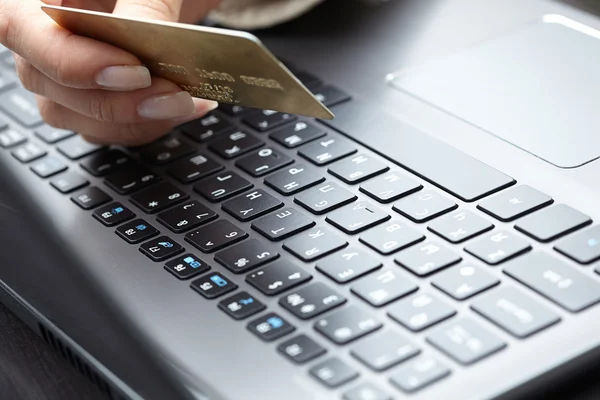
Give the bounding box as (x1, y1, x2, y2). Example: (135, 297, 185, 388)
(57, 135, 103, 160)
(179, 113, 234, 142)
(320, 99, 515, 202)
(193, 171, 252, 202)
(316, 248, 382, 283)
(278, 334, 326, 364)
(312, 85, 351, 107)
(431, 265, 500, 300)
(477, 185, 553, 222)
(251, 207, 315, 241)
(351, 331, 420, 371)
(359, 170, 422, 203)
(299, 136, 357, 166)
(164, 253, 210, 280)
(395, 241, 461, 276)
(115, 219, 159, 244)
(389, 357, 450, 393)
(215, 239, 279, 274)
(243, 109, 296, 132)
(465, 230, 531, 265)
(235, 147, 293, 177)
(139, 236, 184, 262)
(70, 187, 111, 210)
(294, 181, 357, 215)
(283, 226, 347, 261)
(93, 202, 135, 227)
(359, 220, 424, 255)
(156, 200, 217, 233)
(471, 286, 561, 338)
(343, 383, 392, 400)
(209, 131, 263, 159)
(222, 189, 283, 221)
(279, 282, 346, 319)
(185, 219, 248, 253)
(218, 103, 254, 117)
(50, 172, 89, 193)
(428, 209, 494, 243)
(191, 272, 237, 299)
(247, 312, 295, 341)
(310, 357, 358, 388)
(104, 164, 160, 194)
(0, 87, 43, 127)
(515, 204, 592, 242)
(246, 260, 311, 296)
(555, 225, 600, 264)
(504, 252, 600, 312)
(130, 182, 189, 213)
(328, 154, 388, 184)
(11, 142, 46, 163)
(79, 149, 129, 177)
(0, 128, 26, 148)
(388, 292, 456, 332)
(167, 153, 223, 184)
(34, 125, 74, 144)
(219, 291, 265, 320)
(326, 201, 390, 234)
(30, 157, 67, 178)
(264, 164, 324, 195)
(351, 268, 418, 307)
(392, 190, 457, 223)
(315, 306, 382, 344)
(270, 121, 326, 148)
(139, 136, 194, 165)
(426, 318, 506, 365)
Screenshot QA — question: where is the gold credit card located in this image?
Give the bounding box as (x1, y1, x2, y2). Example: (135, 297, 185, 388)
(41, 5, 334, 119)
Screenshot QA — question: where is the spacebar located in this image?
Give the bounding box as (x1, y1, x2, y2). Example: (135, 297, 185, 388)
(320, 100, 515, 202)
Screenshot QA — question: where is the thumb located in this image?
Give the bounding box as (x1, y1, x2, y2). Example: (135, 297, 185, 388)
(113, 0, 184, 21)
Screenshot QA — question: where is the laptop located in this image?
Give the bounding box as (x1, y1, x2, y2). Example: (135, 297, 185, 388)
(1, 0, 600, 399)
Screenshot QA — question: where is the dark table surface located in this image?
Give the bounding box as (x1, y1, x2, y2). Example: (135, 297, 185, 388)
(2, 0, 600, 399)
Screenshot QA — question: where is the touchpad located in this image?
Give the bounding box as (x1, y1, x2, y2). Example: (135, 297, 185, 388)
(389, 15, 600, 168)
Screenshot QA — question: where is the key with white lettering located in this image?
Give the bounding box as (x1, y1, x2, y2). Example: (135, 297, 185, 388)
(395, 241, 461, 276)
(236, 147, 293, 177)
(167, 153, 223, 184)
(278, 334, 327, 364)
(471, 286, 560, 338)
(328, 153, 389, 184)
(428, 209, 493, 243)
(283, 226, 348, 261)
(431, 265, 500, 300)
(351, 330, 420, 371)
(251, 207, 315, 241)
(359, 220, 424, 255)
(388, 292, 456, 331)
(264, 163, 325, 195)
(208, 130, 263, 159)
(222, 189, 283, 222)
(185, 219, 248, 253)
(243, 109, 296, 132)
(180, 112, 234, 142)
(0, 87, 43, 127)
(310, 357, 359, 388)
(295, 181, 357, 215)
(193, 171, 253, 202)
(270, 121, 326, 148)
(215, 239, 279, 274)
(393, 190, 457, 223)
(156, 200, 217, 233)
(280, 282, 346, 319)
(315, 305, 382, 344)
(465, 230, 531, 265)
(504, 252, 600, 312)
(246, 260, 312, 295)
(326, 201, 390, 234)
(389, 357, 450, 393)
(360, 170, 422, 203)
(316, 247, 382, 283)
(351, 268, 418, 307)
(299, 136, 357, 166)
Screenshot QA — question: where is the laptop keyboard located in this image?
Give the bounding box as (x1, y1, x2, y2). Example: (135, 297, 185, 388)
(2, 45, 600, 399)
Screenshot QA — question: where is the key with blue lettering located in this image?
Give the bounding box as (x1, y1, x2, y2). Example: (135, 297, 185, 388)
(164, 253, 210, 280)
(248, 312, 295, 341)
(191, 272, 237, 299)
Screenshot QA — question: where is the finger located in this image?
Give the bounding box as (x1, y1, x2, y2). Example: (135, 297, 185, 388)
(18, 56, 217, 123)
(0, 0, 151, 90)
(113, 0, 184, 21)
(36, 96, 202, 146)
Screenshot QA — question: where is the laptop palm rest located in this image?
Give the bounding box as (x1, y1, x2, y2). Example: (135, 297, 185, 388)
(389, 15, 600, 169)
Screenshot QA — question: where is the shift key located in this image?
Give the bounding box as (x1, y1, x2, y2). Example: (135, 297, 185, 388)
(503, 252, 600, 312)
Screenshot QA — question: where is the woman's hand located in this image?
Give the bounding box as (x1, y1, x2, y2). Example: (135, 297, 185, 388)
(0, 0, 222, 146)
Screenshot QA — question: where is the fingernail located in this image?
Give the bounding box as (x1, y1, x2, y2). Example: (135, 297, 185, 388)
(95, 65, 151, 90)
(171, 99, 219, 125)
(138, 92, 195, 120)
